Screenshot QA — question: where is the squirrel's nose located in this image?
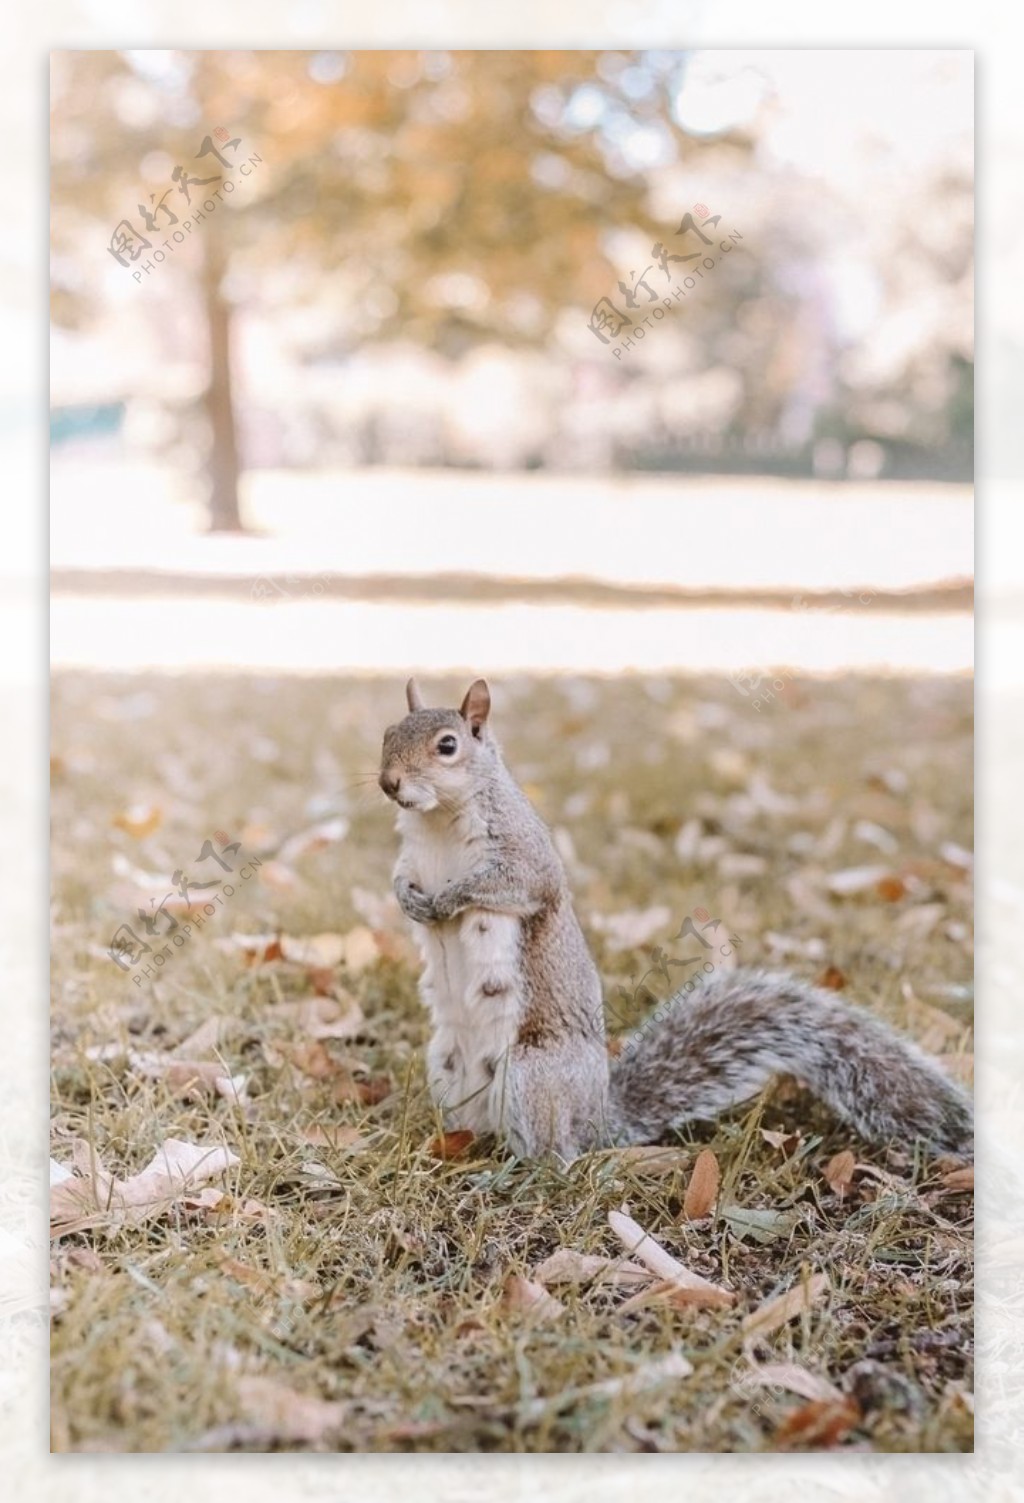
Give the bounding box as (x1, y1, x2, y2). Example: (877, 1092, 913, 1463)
(379, 770, 401, 799)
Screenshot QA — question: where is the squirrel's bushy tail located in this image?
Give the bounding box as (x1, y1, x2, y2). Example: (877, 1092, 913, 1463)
(607, 967, 973, 1157)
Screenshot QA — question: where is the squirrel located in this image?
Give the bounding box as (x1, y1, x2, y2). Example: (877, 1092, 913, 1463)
(379, 677, 973, 1164)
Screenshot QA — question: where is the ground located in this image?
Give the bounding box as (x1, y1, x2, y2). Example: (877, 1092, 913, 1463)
(49, 670, 973, 1453)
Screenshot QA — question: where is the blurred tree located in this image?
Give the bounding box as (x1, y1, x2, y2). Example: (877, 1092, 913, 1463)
(50, 49, 973, 524)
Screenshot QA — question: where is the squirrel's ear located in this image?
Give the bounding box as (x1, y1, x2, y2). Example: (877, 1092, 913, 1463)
(459, 679, 491, 738)
(405, 678, 424, 713)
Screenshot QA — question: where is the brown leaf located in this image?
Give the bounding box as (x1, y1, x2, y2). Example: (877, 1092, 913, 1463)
(774, 1397, 861, 1449)
(276, 993, 365, 1040)
(112, 803, 163, 838)
(235, 1375, 346, 1445)
(618, 1276, 734, 1314)
(939, 1166, 974, 1193)
(743, 1272, 830, 1346)
(760, 1128, 801, 1155)
(279, 933, 347, 968)
(276, 817, 349, 865)
(258, 861, 299, 892)
(221, 932, 283, 965)
(427, 1129, 476, 1161)
(739, 1361, 844, 1404)
(51, 1138, 239, 1236)
(823, 1150, 857, 1198)
(500, 1274, 565, 1323)
(815, 965, 847, 991)
(683, 1148, 720, 1220)
(533, 1249, 649, 1287)
(824, 865, 893, 897)
(609, 1145, 690, 1176)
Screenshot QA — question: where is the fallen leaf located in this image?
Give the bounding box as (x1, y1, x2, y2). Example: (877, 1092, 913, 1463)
(825, 865, 893, 897)
(939, 1166, 974, 1193)
(608, 1145, 691, 1176)
(235, 1375, 346, 1445)
(130, 1054, 248, 1104)
(815, 965, 847, 991)
(427, 1130, 476, 1161)
(683, 1149, 720, 1220)
(276, 817, 350, 866)
(112, 803, 163, 838)
(608, 1208, 734, 1307)
(51, 1138, 239, 1236)
(721, 1205, 800, 1245)
(258, 861, 299, 892)
(823, 1150, 856, 1197)
(743, 1272, 830, 1346)
(533, 1249, 649, 1287)
(738, 1361, 844, 1404)
(500, 1274, 565, 1323)
(173, 1016, 225, 1057)
(775, 1397, 861, 1449)
(939, 841, 973, 873)
(275, 993, 365, 1040)
(220, 932, 283, 965)
(519, 1351, 692, 1423)
(591, 905, 672, 953)
(339, 926, 382, 973)
(618, 1276, 734, 1314)
(760, 1129, 801, 1155)
(279, 933, 346, 968)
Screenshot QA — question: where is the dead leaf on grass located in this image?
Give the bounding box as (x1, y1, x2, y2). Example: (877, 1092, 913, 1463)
(276, 817, 349, 866)
(823, 1150, 857, 1198)
(234, 1375, 347, 1445)
(427, 1130, 476, 1161)
(939, 1166, 974, 1193)
(774, 1396, 861, 1449)
(739, 1361, 844, 1404)
(500, 1274, 565, 1323)
(112, 803, 163, 839)
(721, 1205, 800, 1245)
(742, 1272, 830, 1346)
(51, 1138, 239, 1236)
(533, 1249, 649, 1287)
(608, 1208, 733, 1307)
(683, 1149, 720, 1220)
(609, 1145, 690, 1176)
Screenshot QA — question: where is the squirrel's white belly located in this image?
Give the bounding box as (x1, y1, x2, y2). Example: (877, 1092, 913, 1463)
(399, 809, 524, 1134)
(417, 913, 523, 1135)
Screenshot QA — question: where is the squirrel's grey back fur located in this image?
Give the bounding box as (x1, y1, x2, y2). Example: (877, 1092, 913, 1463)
(380, 678, 973, 1163)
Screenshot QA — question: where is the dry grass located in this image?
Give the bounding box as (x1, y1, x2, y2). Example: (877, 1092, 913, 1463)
(50, 670, 973, 1453)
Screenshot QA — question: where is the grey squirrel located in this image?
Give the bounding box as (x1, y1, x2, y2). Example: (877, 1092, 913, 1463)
(379, 678, 973, 1163)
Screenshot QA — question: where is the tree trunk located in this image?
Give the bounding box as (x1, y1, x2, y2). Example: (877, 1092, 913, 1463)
(200, 223, 244, 532)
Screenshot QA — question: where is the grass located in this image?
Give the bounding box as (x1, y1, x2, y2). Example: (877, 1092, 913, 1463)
(50, 670, 973, 1453)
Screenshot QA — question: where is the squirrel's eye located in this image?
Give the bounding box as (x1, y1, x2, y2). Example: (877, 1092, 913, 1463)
(436, 734, 458, 757)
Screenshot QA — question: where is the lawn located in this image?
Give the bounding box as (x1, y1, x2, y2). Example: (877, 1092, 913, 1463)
(49, 669, 973, 1452)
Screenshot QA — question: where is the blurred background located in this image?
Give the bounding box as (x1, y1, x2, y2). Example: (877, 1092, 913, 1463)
(49, 48, 973, 679)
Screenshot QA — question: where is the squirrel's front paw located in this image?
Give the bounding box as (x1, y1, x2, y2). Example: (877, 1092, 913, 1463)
(394, 876, 438, 924)
(430, 884, 464, 922)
